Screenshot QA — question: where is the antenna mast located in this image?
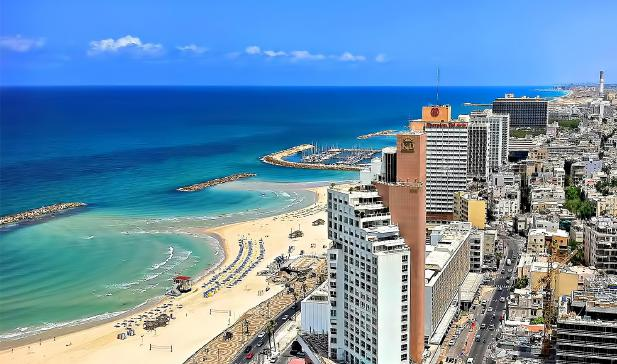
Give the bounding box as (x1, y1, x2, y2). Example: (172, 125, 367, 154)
(436, 66, 440, 104)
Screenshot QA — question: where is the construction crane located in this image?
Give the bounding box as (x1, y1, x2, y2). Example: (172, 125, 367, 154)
(532, 244, 582, 356)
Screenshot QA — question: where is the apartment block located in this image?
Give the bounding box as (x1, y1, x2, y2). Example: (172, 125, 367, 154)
(470, 109, 510, 172)
(492, 93, 548, 129)
(583, 217, 617, 274)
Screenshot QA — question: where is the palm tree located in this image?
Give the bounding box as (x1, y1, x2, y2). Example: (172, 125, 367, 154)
(265, 319, 275, 352)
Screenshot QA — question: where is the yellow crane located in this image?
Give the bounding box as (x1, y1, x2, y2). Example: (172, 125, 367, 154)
(532, 245, 581, 356)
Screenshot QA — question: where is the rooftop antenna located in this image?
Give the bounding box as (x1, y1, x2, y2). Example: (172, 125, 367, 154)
(436, 66, 440, 104)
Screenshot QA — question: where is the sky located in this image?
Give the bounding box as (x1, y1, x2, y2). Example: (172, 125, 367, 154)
(0, 0, 615, 86)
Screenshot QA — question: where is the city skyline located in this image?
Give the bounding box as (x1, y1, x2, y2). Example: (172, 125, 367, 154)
(1, 0, 615, 86)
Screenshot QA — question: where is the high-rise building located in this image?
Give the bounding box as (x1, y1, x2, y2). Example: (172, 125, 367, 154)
(583, 217, 617, 274)
(467, 121, 490, 180)
(410, 106, 468, 222)
(328, 133, 428, 364)
(470, 109, 510, 172)
(493, 93, 548, 129)
(599, 70, 605, 97)
(327, 184, 411, 363)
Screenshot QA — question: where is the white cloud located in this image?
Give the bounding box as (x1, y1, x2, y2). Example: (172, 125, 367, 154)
(88, 35, 163, 56)
(290, 50, 326, 61)
(375, 53, 387, 63)
(263, 50, 287, 57)
(245, 45, 261, 55)
(177, 44, 207, 54)
(339, 52, 366, 62)
(0, 35, 45, 52)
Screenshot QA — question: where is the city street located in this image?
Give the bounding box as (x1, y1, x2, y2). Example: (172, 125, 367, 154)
(466, 231, 524, 363)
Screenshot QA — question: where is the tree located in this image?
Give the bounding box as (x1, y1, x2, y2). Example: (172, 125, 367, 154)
(513, 276, 529, 289)
(531, 317, 544, 325)
(265, 319, 275, 351)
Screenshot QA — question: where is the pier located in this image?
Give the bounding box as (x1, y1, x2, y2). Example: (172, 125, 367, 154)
(261, 144, 377, 171)
(0, 202, 87, 226)
(176, 173, 256, 192)
(357, 129, 397, 139)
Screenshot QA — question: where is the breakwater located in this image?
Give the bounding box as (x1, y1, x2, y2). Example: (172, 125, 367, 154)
(0, 202, 87, 226)
(260, 144, 363, 171)
(176, 173, 256, 192)
(357, 129, 397, 139)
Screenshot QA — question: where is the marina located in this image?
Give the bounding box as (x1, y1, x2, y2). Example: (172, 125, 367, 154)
(176, 173, 256, 192)
(0, 202, 87, 226)
(261, 144, 379, 171)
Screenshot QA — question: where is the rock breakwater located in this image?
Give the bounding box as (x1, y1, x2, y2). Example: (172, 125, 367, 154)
(176, 173, 256, 192)
(0, 202, 87, 226)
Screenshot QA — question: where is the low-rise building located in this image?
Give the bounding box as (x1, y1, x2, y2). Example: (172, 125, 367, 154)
(508, 288, 543, 322)
(592, 194, 617, 217)
(301, 281, 330, 334)
(453, 192, 487, 229)
(527, 228, 569, 255)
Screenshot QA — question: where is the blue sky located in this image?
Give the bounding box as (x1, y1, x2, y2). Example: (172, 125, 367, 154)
(1, 0, 615, 86)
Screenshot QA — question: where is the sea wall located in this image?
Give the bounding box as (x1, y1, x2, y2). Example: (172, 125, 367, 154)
(0, 202, 87, 226)
(176, 173, 256, 192)
(261, 144, 362, 171)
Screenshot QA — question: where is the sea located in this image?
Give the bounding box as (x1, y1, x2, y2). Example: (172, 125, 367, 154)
(0, 86, 564, 341)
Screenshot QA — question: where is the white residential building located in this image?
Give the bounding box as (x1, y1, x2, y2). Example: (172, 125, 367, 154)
(301, 281, 330, 334)
(584, 217, 617, 274)
(327, 184, 411, 364)
(470, 109, 510, 172)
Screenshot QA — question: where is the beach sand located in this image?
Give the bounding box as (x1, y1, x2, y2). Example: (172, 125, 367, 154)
(0, 187, 329, 364)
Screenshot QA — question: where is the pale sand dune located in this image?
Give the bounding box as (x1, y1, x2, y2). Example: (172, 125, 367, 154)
(0, 187, 328, 364)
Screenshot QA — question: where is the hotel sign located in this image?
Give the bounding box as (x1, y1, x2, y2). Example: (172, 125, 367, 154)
(401, 137, 415, 153)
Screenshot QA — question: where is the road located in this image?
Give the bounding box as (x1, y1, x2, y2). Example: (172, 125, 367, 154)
(466, 231, 524, 363)
(232, 300, 300, 364)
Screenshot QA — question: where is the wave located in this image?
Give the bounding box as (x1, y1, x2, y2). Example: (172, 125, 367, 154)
(150, 246, 174, 271)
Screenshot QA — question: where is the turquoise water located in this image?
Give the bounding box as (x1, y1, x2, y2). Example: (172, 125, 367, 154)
(0, 86, 565, 340)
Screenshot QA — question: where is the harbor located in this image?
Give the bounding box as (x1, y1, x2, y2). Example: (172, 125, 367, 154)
(261, 144, 379, 171)
(0, 202, 87, 226)
(176, 173, 256, 192)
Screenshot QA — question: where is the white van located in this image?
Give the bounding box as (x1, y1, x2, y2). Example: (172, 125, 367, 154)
(467, 358, 474, 364)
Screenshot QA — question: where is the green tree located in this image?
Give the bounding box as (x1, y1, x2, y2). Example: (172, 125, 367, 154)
(531, 317, 544, 325)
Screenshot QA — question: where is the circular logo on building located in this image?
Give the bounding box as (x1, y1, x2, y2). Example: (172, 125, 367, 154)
(401, 137, 415, 153)
(430, 107, 440, 117)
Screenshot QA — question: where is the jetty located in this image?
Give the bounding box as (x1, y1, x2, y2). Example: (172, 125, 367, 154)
(357, 129, 397, 139)
(0, 202, 87, 226)
(261, 144, 368, 171)
(176, 173, 256, 192)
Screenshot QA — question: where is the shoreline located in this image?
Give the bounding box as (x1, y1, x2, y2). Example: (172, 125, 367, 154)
(0, 185, 329, 364)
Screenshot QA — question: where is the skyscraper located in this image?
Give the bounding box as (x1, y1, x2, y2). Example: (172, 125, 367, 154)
(410, 106, 468, 222)
(467, 121, 490, 180)
(493, 93, 548, 128)
(327, 133, 427, 363)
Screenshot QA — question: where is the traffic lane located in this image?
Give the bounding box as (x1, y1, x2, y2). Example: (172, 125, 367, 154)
(234, 304, 299, 364)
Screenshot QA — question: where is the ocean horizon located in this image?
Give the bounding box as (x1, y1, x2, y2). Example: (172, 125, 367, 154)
(0, 86, 565, 341)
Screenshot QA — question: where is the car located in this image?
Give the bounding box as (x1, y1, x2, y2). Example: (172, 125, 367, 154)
(492, 314, 496, 319)
(448, 339, 455, 346)
(501, 269, 505, 274)
(487, 307, 493, 312)
(497, 286, 502, 291)
(245, 352, 254, 360)
(489, 324, 495, 331)
(475, 334, 481, 342)
(257, 340, 264, 347)
(295, 351, 306, 358)
(480, 324, 486, 330)
(499, 297, 505, 303)
(281, 315, 289, 321)
(244, 345, 252, 353)
(269, 352, 280, 363)
(481, 300, 487, 306)
(257, 331, 266, 339)
(467, 359, 474, 364)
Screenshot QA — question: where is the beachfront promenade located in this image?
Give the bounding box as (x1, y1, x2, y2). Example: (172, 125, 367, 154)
(185, 259, 326, 364)
(177, 173, 256, 192)
(261, 144, 363, 171)
(0, 202, 87, 226)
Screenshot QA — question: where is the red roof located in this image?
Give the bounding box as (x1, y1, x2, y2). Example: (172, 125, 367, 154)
(175, 275, 191, 281)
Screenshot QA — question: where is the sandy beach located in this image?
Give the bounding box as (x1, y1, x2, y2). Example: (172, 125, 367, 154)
(0, 186, 329, 364)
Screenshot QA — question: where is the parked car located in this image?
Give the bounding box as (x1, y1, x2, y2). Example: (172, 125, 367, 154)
(245, 352, 254, 359)
(257, 340, 264, 347)
(257, 331, 266, 339)
(244, 345, 252, 353)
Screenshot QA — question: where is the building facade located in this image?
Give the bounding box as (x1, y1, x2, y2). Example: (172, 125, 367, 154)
(470, 109, 510, 172)
(327, 185, 411, 364)
(410, 106, 468, 221)
(492, 93, 548, 128)
(453, 191, 487, 229)
(583, 217, 617, 274)
(467, 121, 490, 180)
